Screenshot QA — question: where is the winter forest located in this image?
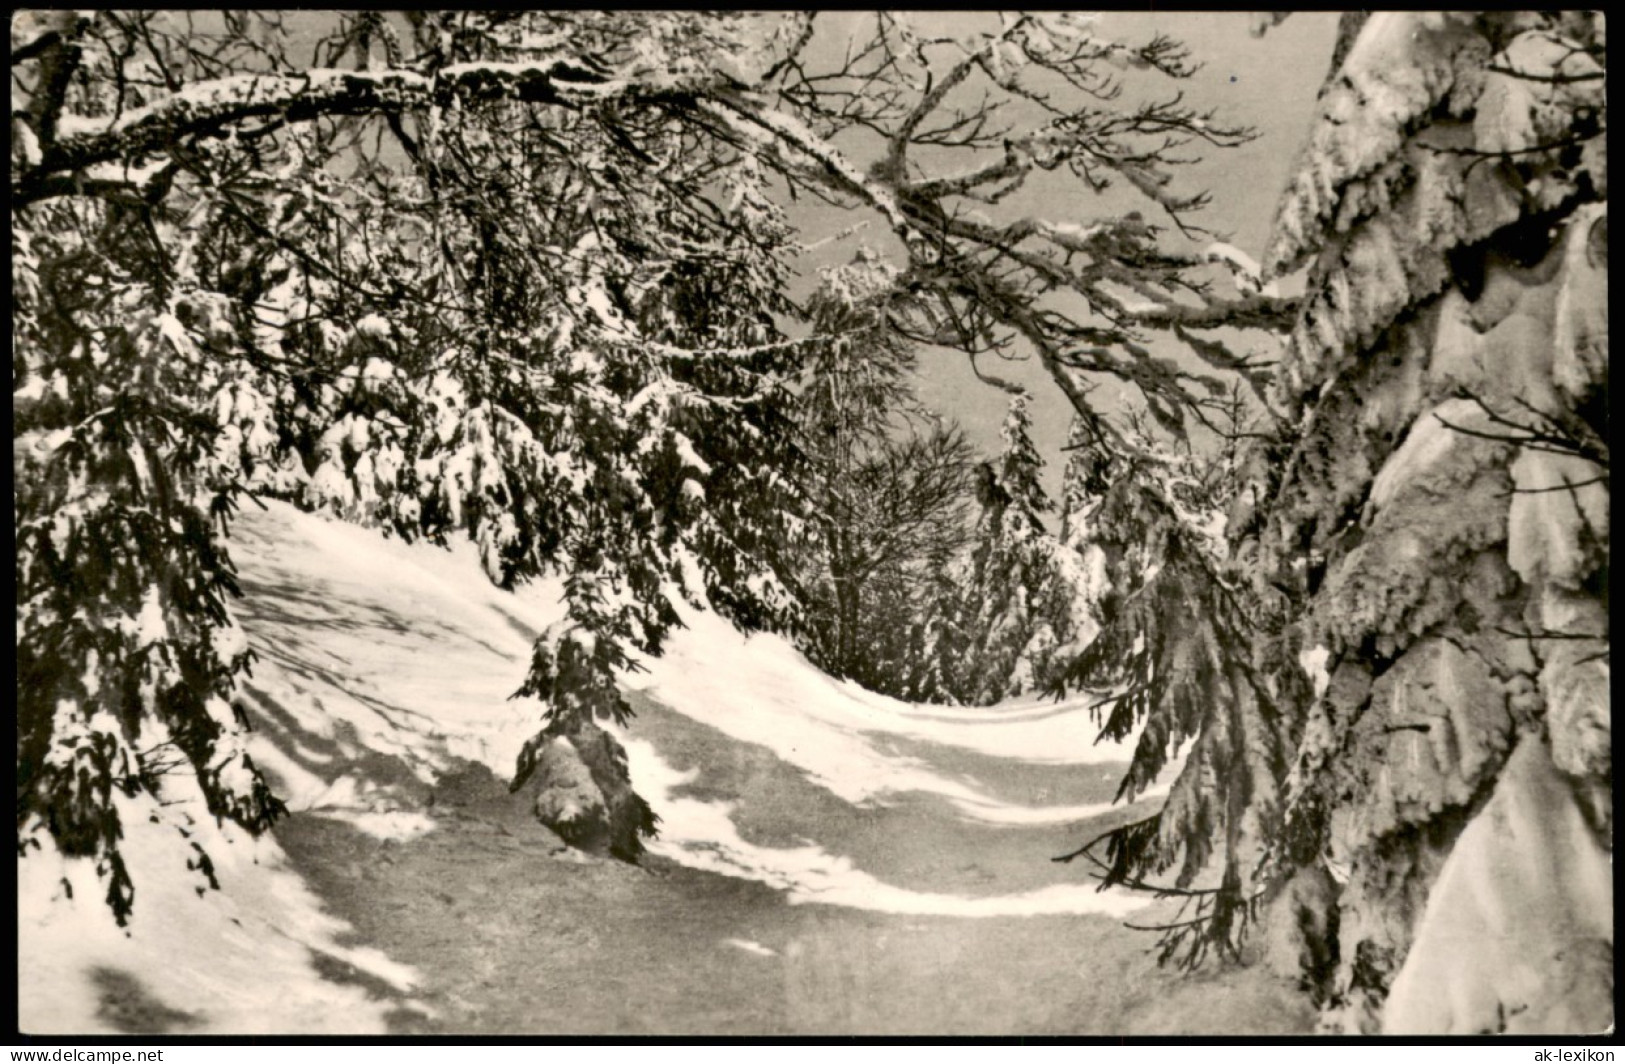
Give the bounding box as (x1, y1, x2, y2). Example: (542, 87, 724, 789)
(13, 10, 1610, 1037)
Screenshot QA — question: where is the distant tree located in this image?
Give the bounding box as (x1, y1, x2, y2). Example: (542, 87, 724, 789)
(793, 250, 975, 691)
(930, 394, 1106, 705)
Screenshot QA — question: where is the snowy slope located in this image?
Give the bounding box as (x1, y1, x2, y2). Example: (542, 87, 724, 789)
(17, 805, 419, 1035)
(19, 499, 1158, 1033)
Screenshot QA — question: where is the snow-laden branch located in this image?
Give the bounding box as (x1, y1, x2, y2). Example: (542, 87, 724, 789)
(1102, 290, 1300, 332)
(699, 92, 923, 248)
(903, 140, 1036, 200)
(16, 57, 718, 204)
(1202, 242, 1278, 297)
(16, 16, 1299, 449)
(927, 210, 1300, 334)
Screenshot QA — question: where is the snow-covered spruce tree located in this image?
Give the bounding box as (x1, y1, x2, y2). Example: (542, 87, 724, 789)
(1051, 385, 1290, 971)
(1044, 391, 1242, 718)
(1257, 11, 1609, 1033)
(833, 428, 977, 697)
(1063, 11, 1608, 1032)
(933, 394, 1102, 704)
(15, 12, 1305, 915)
(893, 549, 975, 707)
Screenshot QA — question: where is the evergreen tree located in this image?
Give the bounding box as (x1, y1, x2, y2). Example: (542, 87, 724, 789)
(1254, 11, 1609, 1032)
(14, 12, 811, 909)
(1059, 11, 1609, 1032)
(933, 395, 1102, 704)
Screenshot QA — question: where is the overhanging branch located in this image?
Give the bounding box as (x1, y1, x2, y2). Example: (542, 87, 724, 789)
(15, 59, 720, 206)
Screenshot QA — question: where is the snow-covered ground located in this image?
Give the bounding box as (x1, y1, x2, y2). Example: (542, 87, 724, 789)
(228, 501, 1161, 915)
(18, 500, 1166, 1034)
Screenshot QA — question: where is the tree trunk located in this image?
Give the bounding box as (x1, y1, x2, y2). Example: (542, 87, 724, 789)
(831, 549, 862, 681)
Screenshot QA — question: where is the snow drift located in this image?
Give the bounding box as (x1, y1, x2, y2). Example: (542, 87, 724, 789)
(1382, 734, 1613, 1034)
(19, 499, 1157, 1032)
